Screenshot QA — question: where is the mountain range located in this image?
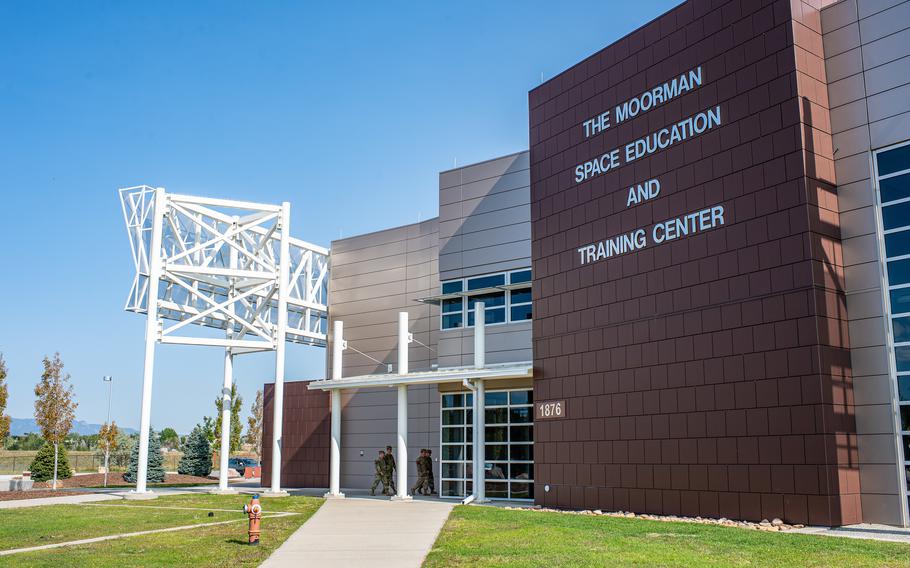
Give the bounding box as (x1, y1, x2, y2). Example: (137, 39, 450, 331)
(8, 418, 138, 436)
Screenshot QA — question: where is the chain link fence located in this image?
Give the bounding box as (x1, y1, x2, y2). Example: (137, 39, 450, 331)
(0, 451, 184, 475)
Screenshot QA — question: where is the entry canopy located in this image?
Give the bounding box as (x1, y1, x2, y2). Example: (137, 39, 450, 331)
(307, 361, 533, 390)
(119, 186, 329, 349)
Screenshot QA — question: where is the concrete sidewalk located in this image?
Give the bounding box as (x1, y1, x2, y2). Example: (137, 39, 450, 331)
(0, 493, 122, 509)
(792, 523, 910, 544)
(261, 496, 455, 568)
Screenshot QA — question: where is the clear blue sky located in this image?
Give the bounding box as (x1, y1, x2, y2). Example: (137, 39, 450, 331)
(0, 1, 679, 434)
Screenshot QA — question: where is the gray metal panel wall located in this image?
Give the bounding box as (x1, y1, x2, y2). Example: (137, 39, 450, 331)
(822, 0, 910, 525)
(437, 151, 534, 367)
(327, 219, 441, 489)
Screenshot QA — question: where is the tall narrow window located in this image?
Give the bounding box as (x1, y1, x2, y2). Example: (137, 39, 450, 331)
(874, 140, 910, 518)
(440, 280, 463, 329)
(509, 270, 532, 321)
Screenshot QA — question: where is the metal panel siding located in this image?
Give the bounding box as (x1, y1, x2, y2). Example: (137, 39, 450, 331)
(435, 152, 534, 368)
(823, 0, 910, 525)
(438, 152, 532, 282)
(870, 110, 910, 148)
(327, 220, 441, 490)
(340, 385, 440, 489)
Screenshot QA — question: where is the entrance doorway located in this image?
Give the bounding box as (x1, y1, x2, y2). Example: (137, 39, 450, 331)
(439, 388, 534, 500)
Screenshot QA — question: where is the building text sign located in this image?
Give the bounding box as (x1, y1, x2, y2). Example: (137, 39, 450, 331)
(572, 65, 727, 265)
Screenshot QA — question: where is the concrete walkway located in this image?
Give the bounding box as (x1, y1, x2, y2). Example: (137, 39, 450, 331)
(792, 523, 910, 544)
(0, 493, 122, 509)
(261, 496, 455, 568)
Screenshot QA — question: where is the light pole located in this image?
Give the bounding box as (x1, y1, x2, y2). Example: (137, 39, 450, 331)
(102, 375, 113, 488)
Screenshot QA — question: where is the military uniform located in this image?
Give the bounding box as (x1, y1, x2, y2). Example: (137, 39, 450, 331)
(370, 453, 389, 496)
(425, 450, 435, 495)
(384, 448, 397, 493)
(411, 451, 426, 495)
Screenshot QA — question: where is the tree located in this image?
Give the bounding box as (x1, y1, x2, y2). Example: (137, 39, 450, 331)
(110, 431, 135, 469)
(159, 427, 180, 451)
(0, 354, 9, 441)
(29, 441, 72, 482)
(213, 384, 243, 454)
(246, 389, 263, 462)
(201, 416, 216, 444)
(99, 421, 119, 487)
(177, 425, 212, 477)
(124, 428, 165, 483)
(34, 353, 78, 489)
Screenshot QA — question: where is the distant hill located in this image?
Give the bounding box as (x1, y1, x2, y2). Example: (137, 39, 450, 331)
(9, 418, 138, 436)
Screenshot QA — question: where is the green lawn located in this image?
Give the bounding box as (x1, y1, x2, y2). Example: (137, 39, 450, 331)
(424, 506, 910, 568)
(0, 493, 321, 567)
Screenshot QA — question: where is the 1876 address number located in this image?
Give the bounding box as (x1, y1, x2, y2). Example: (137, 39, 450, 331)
(535, 400, 566, 420)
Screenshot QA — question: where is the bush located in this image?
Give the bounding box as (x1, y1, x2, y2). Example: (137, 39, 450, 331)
(177, 425, 212, 477)
(29, 442, 73, 482)
(123, 428, 165, 483)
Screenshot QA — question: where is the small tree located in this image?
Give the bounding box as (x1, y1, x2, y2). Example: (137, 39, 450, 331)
(30, 441, 73, 482)
(246, 389, 263, 462)
(177, 425, 212, 477)
(201, 416, 216, 444)
(111, 432, 135, 469)
(34, 353, 78, 489)
(0, 354, 10, 441)
(98, 421, 119, 487)
(159, 427, 180, 451)
(124, 428, 165, 483)
(201, 416, 217, 467)
(214, 384, 244, 454)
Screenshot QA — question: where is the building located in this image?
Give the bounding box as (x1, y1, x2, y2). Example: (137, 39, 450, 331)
(263, 0, 910, 527)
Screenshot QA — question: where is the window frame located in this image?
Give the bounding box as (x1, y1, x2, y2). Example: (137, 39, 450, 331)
(439, 269, 533, 331)
(438, 387, 534, 501)
(872, 138, 910, 526)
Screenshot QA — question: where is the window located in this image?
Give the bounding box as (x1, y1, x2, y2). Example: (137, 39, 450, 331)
(440, 269, 533, 329)
(439, 388, 534, 500)
(510, 272, 532, 321)
(441, 297, 463, 329)
(874, 140, 910, 518)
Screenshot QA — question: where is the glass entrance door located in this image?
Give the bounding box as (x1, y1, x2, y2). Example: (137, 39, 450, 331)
(439, 388, 534, 500)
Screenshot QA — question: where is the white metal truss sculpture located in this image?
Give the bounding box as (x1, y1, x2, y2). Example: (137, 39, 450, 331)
(119, 186, 328, 496)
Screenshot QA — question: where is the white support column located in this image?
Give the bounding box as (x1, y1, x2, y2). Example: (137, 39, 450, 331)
(215, 226, 238, 494)
(326, 388, 344, 498)
(474, 302, 486, 502)
(215, 349, 236, 493)
(326, 319, 345, 498)
(265, 201, 292, 497)
(332, 320, 344, 381)
(129, 187, 165, 500)
(475, 378, 486, 503)
(393, 312, 411, 500)
(474, 302, 485, 369)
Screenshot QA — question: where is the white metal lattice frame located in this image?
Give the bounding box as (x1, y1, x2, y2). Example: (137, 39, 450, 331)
(119, 186, 329, 495)
(120, 186, 328, 350)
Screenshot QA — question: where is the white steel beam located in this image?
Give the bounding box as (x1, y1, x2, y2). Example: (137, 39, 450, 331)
(475, 378, 486, 503)
(394, 312, 411, 500)
(326, 389, 344, 498)
(132, 187, 165, 498)
(266, 201, 292, 497)
(215, 237, 238, 494)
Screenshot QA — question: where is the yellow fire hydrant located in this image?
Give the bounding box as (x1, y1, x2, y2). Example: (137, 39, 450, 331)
(242, 494, 263, 545)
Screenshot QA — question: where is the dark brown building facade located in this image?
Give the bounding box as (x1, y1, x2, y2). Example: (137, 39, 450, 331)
(528, 0, 860, 525)
(261, 381, 330, 489)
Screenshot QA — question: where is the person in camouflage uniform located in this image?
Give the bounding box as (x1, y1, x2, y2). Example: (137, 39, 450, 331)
(425, 449, 436, 495)
(411, 449, 427, 495)
(384, 445, 397, 494)
(370, 450, 389, 496)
